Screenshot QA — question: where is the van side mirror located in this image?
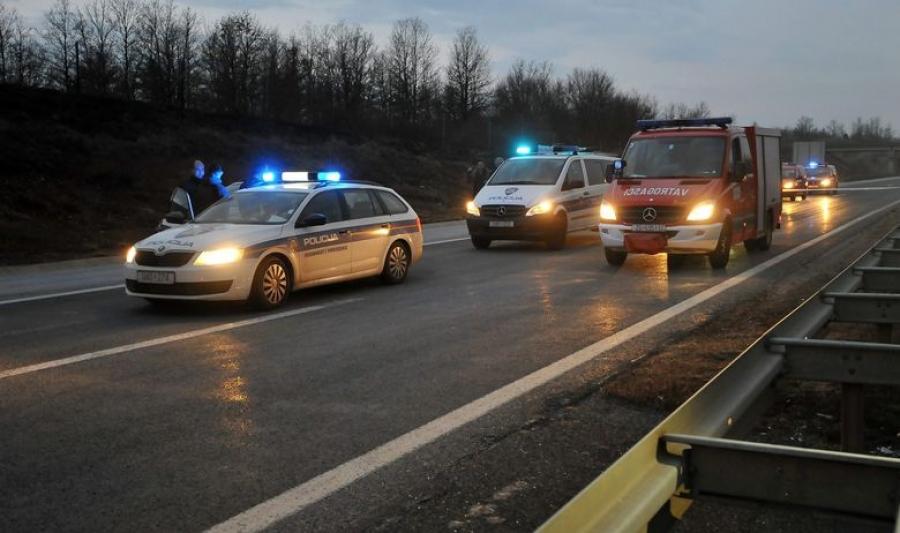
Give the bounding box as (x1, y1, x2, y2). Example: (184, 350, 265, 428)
(164, 211, 187, 225)
(297, 213, 327, 227)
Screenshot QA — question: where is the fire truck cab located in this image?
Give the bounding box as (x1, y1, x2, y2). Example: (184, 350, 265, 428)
(599, 117, 782, 269)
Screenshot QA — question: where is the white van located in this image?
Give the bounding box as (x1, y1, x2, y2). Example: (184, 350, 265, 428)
(465, 147, 615, 249)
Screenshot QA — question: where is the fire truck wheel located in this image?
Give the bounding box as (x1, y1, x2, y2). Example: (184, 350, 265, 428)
(745, 212, 773, 253)
(708, 221, 732, 269)
(802, 193, 808, 200)
(471, 236, 492, 249)
(666, 253, 686, 269)
(784, 196, 793, 202)
(604, 247, 627, 266)
(545, 214, 567, 250)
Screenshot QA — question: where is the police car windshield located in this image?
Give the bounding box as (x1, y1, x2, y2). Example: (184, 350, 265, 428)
(808, 166, 834, 177)
(622, 137, 725, 178)
(488, 158, 565, 186)
(194, 191, 308, 225)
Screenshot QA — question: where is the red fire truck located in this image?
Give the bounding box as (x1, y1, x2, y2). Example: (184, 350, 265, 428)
(599, 117, 782, 269)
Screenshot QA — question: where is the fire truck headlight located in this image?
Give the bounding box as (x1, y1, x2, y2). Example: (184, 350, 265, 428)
(126, 246, 137, 264)
(466, 201, 480, 217)
(820, 178, 832, 187)
(195, 248, 244, 266)
(686, 202, 716, 222)
(526, 200, 554, 216)
(599, 201, 617, 221)
(783, 180, 795, 190)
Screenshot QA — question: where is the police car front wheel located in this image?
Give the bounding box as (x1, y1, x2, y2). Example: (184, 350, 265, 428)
(250, 256, 292, 309)
(382, 241, 411, 284)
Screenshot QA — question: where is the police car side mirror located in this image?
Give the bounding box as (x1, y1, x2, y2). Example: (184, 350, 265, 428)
(164, 211, 187, 225)
(297, 213, 327, 227)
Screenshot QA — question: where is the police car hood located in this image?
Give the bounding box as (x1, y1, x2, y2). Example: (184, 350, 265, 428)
(607, 178, 723, 207)
(137, 223, 281, 252)
(475, 185, 552, 208)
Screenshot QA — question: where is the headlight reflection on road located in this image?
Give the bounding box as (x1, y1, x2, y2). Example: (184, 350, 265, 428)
(210, 335, 255, 440)
(820, 196, 832, 225)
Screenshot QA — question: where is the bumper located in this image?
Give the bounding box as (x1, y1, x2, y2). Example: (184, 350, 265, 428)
(124, 258, 256, 301)
(781, 188, 806, 196)
(599, 222, 723, 255)
(466, 215, 557, 241)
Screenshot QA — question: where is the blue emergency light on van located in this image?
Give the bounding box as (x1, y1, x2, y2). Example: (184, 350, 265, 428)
(808, 161, 818, 169)
(637, 117, 733, 131)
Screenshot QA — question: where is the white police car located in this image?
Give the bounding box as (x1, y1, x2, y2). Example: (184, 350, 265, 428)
(465, 144, 616, 249)
(125, 177, 423, 309)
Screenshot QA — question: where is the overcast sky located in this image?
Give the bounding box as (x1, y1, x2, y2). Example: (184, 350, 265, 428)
(11, 0, 900, 130)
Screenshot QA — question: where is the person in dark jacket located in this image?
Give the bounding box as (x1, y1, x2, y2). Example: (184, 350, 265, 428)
(178, 160, 221, 216)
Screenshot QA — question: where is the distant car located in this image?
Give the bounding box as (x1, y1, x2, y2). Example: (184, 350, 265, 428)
(806, 164, 839, 195)
(126, 181, 423, 309)
(781, 163, 808, 201)
(465, 144, 616, 250)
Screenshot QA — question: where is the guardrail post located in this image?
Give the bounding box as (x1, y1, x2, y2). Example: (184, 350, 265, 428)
(841, 383, 865, 452)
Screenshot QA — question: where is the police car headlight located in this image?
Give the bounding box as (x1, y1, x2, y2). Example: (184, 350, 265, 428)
(686, 202, 716, 222)
(126, 246, 137, 264)
(526, 200, 554, 216)
(466, 201, 480, 217)
(195, 248, 244, 266)
(599, 201, 617, 221)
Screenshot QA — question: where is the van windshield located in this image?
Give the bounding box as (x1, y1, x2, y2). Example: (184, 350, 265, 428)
(622, 137, 725, 178)
(488, 158, 565, 186)
(808, 166, 834, 177)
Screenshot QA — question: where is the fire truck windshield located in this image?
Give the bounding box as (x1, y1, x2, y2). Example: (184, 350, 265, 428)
(622, 137, 725, 179)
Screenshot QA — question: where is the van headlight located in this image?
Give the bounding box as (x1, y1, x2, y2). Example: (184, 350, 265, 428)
(526, 200, 553, 216)
(466, 201, 480, 217)
(599, 201, 617, 221)
(820, 178, 832, 187)
(126, 246, 137, 264)
(782, 180, 795, 190)
(686, 202, 716, 222)
(195, 248, 244, 266)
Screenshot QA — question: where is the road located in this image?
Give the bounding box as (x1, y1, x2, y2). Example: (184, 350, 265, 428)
(3, 178, 900, 532)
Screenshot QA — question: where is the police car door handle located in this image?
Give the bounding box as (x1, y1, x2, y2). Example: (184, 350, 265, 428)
(582, 191, 590, 196)
(380, 224, 389, 228)
(338, 229, 351, 235)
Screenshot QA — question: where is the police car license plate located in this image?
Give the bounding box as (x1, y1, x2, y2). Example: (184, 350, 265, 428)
(632, 224, 667, 233)
(137, 271, 175, 284)
(489, 221, 514, 228)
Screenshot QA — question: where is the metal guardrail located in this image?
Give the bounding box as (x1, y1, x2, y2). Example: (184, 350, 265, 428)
(539, 226, 900, 532)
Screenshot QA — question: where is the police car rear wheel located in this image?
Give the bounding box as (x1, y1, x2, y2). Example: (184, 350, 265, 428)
(251, 257, 290, 309)
(382, 241, 410, 284)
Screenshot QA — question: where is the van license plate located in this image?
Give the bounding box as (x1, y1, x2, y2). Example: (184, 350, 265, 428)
(137, 271, 175, 284)
(632, 224, 667, 233)
(490, 221, 514, 228)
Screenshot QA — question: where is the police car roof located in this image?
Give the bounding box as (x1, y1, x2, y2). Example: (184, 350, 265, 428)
(236, 180, 385, 193)
(510, 153, 616, 160)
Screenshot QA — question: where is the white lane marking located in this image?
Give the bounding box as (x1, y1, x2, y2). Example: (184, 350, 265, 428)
(0, 284, 125, 307)
(0, 298, 361, 381)
(424, 236, 470, 246)
(207, 198, 900, 533)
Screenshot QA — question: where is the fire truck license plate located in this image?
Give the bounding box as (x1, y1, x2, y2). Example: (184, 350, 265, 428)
(137, 271, 175, 284)
(632, 224, 667, 233)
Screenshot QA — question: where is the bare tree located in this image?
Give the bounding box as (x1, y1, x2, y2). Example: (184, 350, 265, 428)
(10, 14, 44, 86)
(111, 0, 140, 99)
(77, 0, 117, 95)
(331, 22, 375, 122)
(445, 26, 490, 121)
(0, 3, 14, 82)
(43, 0, 78, 90)
(201, 11, 266, 115)
(175, 6, 198, 112)
(387, 17, 438, 125)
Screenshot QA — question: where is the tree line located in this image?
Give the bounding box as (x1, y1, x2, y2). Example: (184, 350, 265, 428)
(3, 0, 892, 155)
(784, 116, 896, 145)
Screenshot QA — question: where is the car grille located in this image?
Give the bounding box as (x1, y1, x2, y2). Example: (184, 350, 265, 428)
(135, 251, 195, 267)
(619, 206, 686, 225)
(126, 279, 232, 295)
(480, 204, 526, 218)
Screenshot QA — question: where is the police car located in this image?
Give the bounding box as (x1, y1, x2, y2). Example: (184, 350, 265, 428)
(465, 144, 616, 249)
(125, 173, 423, 309)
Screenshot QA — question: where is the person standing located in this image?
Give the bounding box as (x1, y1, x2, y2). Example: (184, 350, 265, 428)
(178, 160, 220, 216)
(208, 164, 232, 201)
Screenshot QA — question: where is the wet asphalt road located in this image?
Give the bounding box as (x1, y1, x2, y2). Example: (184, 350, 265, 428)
(2, 181, 900, 532)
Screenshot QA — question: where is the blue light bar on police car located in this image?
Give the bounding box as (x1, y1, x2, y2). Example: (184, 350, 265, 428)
(808, 161, 818, 169)
(637, 117, 733, 131)
(318, 171, 342, 182)
(282, 171, 309, 182)
(515, 144, 532, 155)
(261, 171, 276, 183)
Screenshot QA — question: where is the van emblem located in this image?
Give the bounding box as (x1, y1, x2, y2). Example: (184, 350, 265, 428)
(505, 187, 518, 195)
(497, 206, 507, 216)
(642, 207, 658, 222)
(157, 245, 166, 253)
